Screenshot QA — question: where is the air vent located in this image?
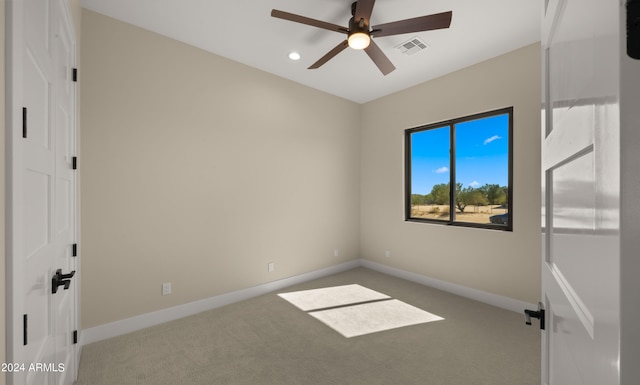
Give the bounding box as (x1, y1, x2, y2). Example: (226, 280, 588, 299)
(395, 37, 429, 56)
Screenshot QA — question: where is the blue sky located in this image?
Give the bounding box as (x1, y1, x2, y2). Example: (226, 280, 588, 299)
(411, 114, 509, 195)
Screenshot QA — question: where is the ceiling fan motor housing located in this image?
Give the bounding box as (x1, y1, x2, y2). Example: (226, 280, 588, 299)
(349, 17, 369, 35)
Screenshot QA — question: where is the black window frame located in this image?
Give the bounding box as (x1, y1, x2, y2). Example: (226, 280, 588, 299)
(404, 107, 514, 231)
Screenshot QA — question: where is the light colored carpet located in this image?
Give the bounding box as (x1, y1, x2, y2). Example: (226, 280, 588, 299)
(277, 284, 390, 311)
(279, 284, 443, 338)
(309, 298, 444, 338)
(75, 267, 540, 385)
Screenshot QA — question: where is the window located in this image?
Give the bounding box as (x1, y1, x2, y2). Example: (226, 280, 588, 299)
(405, 107, 513, 230)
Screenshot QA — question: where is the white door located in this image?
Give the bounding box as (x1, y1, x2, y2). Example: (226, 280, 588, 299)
(7, 0, 78, 384)
(540, 0, 621, 384)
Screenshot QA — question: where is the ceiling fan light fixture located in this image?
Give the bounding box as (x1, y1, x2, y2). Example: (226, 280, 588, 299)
(348, 32, 370, 50)
(288, 51, 301, 60)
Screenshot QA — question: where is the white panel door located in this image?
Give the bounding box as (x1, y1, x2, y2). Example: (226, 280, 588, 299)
(50, 1, 78, 384)
(7, 0, 78, 384)
(541, 0, 620, 384)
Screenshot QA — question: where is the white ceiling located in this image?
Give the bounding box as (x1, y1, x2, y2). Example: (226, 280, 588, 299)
(79, 0, 541, 104)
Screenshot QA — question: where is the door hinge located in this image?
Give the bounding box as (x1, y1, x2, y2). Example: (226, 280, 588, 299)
(23, 314, 28, 346)
(72, 157, 77, 170)
(72, 68, 78, 82)
(72, 243, 78, 257)
(22, 107, 27, 138)
(73, 330, 78, 344)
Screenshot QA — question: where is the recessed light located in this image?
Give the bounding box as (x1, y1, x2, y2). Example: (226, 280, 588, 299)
(288, 51, 301, 61)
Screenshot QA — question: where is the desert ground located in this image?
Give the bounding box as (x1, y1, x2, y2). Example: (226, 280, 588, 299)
(410, 204, 508, 224)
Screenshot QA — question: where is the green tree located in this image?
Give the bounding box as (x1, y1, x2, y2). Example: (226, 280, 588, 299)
(480, 184, 507, 205)
(456, 184, 488, 212)
(424, 193, 433, 204)
(455, 183, 467, 212)
(429, 183, 450, 205)
(411, 194, 427, 206)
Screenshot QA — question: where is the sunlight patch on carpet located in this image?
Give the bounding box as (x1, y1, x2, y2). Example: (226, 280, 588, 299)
(309, 299, 444, 338)
(278, 284, 390, 311)
(278, 284, 444, 338)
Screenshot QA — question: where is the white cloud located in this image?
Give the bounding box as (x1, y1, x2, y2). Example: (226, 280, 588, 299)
(434, 166, 449, 174)
(483, 135, 502, 145)
(469, 181, 480, 188)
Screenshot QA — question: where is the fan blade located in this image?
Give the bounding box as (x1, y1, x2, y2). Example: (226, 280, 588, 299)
(364, 39, 395, 75)
(372, 11, 452, 37)
(354, 0, 375, 25)
(271, 9, 348, 34)
(308, 40, 349, 69)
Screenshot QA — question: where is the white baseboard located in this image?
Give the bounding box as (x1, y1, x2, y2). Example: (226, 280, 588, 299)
(360, 260, 536, 314)
(81, 258, 534, 346)
(80, 260, 360, 346)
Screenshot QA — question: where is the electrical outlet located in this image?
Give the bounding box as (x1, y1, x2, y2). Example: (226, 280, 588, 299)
(162, 282, 171, 296)
(385, 250, 391, 258)
(334, 249, 339, 257)
(268, 262, 274, 272)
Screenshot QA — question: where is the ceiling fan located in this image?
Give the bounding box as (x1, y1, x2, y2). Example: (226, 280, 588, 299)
(271, 0, 452, 75)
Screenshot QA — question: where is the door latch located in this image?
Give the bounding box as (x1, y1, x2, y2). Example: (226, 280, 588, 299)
(524, 302, 545, 330)
(52, 269, 76, 294)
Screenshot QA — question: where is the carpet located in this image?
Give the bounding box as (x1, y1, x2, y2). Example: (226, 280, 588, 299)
(310, 299, 444, 338)
(277, 284, 390, 311)
(75, 268, 540, 385)
(279, 284, 444, 337)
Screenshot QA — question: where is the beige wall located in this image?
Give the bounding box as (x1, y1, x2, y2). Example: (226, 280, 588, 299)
(1, 2, 6, 384)
(360, 43, 542, 304)
(80, 10, 361, 329)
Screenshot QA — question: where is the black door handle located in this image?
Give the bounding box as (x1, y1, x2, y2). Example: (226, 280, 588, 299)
(52, 269, 76, 294)
(524, 302, 545, 330)
(58, 270, 75, 280)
